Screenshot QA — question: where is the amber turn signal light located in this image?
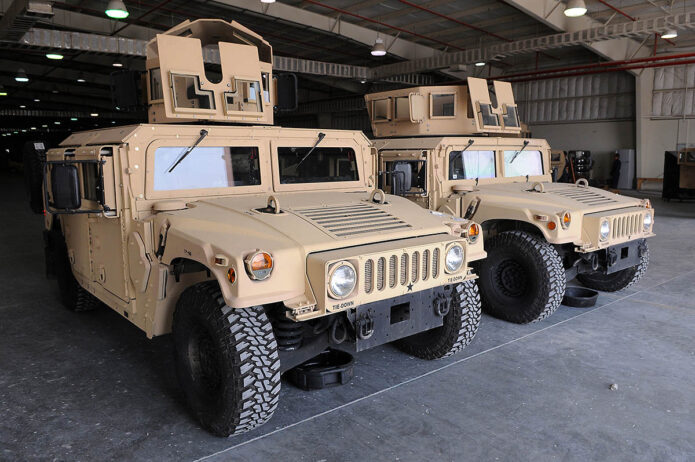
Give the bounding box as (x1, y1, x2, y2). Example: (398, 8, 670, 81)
(227, 268, 236, 284)
(547, 221, 557, 230)
(467, 223, 480, 242)
(244, 251, 274, 280)
(561, 211, 571, 229)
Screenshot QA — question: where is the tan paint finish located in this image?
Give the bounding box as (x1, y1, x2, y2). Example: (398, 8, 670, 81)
(369, 78, 654, 253)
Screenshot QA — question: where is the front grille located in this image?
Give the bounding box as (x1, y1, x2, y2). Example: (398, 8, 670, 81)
(364, 247, 442, 294)
(612, 212, 644, 240)
(294, 203, 412, 237)
(551, 186, 618, 206)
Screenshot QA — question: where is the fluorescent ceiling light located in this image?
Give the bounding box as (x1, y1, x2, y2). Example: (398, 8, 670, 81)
(661, 30, 678, 39)
(46, 53, 64, 60)
(564, 0, 587, 17)
(475, 62, 486, 67)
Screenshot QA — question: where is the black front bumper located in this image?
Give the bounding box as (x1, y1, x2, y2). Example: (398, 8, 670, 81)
(566, 238, 647, 280)
(352, 286, 449, 352)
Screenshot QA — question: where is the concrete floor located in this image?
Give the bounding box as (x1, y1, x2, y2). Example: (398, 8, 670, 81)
(1, 170, 694, 462)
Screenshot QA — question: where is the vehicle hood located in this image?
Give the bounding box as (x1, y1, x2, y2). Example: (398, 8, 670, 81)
(474, 181, 643, 214)
(158, 191, 453, 254)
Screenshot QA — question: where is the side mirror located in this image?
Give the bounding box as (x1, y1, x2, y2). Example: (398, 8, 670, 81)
(390, 162, 412, 196)
(274, 73, 298, 112)
(50, 164, 81, 210)
(409, 93, 426, 123)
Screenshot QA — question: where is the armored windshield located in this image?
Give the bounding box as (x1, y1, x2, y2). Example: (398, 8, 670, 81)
(503, 150, 543, 177)
(278, 147, 358, 184)
(153, 146, 261, 191)
(448, 150, 495, 180)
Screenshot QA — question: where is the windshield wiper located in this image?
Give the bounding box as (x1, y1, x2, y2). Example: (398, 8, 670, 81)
(508, 139, 530, 164)
(458, 139, 475, 179)
(167, 129, 209, 173)
(296, 132, 326, 168)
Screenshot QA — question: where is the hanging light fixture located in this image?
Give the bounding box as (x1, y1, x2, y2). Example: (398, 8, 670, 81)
(564, 0, 587, 17)
(371, 37, 386, 57)
(105, 0, 129, 19)
(15, 68, 29, 82)
(76, 73, 86, 83)
(475, 62, 486, 67)
(0, 85, 7, 96)
(112, 61, 123, 67)
(46, 53, 64, 60)
(260, 0, 276, 3)
(661, 29, 678, 39)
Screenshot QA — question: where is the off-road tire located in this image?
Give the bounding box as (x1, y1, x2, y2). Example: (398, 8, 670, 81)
(173, 281, 281, 437)
(477, 231, 565, 324)
(577, 242, 649, 292)
(55, 241, 100, 312)
(395, 281, 481, 359)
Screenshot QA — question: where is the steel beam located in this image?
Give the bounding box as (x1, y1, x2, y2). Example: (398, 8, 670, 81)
(372, 12, 695, 79)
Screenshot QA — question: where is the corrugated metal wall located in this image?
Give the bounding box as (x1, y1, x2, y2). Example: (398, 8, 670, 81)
(652, 65, 695, 117)
(512, 72, 635, 124)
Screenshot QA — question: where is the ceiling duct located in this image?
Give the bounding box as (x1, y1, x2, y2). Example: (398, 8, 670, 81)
(0, 0, 54, 41)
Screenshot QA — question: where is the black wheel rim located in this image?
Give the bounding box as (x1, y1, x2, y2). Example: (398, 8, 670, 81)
(494, 258, 528, 298)
(187, 324, 223, 399)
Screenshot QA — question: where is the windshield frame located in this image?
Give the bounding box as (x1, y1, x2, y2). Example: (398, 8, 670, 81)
(145, 137, 268, 199)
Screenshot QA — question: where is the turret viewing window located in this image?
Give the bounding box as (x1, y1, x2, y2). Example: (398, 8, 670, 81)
(449, 150, 495, 180)
(395, 97, 410, 120)
(430, 93, 455, 118)
(503, 150, 543, 177)
(372, 99, 391, 122)
(478, 103, 500, 127)
(502, 105, 520, 128)
(277, 147, 358, 184)
(171, 74, 215, 110)
(224, 80, 263, 114)
(153, 146, 261, 191)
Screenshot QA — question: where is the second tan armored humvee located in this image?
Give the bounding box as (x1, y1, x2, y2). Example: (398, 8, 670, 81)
(367, 78, 653, 324)
(39, 19, 487, 437)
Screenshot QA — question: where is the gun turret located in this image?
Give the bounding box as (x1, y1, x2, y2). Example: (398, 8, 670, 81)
(145, 19, 277, 125)
(365, 77, 522, 138)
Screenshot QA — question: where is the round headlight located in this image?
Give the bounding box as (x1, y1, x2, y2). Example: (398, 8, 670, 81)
(445, 244, 464, 273)
(329, 263, 356, 299)
(599, 220, 610, 240)
(643, 212, 653, 230)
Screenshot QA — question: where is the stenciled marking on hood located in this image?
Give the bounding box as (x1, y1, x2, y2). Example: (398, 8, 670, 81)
(544, 185, 618, 206)
(292, 203, 412, 238)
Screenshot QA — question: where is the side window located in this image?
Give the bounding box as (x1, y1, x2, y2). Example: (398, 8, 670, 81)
(503, 150, 543, 177)
(153, 146, 260, 191)
(448, 150, 496, 180)
(82, 163, 100, 201)
(149, 68, 163, 101)
(277, 147, 358, 184)
(431, 93, 455, 118)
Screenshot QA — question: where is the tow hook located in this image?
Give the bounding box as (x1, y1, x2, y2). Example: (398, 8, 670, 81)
(638, 240, 648, 257)
(606, 248, 618, 266)
(356, 310, 375, 340)
(434, 296, 451, 317)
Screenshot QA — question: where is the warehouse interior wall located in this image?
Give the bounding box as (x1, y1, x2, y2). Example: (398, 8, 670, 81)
(530, 120, 636, 182)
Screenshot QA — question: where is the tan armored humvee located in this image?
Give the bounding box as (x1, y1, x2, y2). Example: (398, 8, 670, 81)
(366, 78, 654, 324)
(40, 19, 486, 437)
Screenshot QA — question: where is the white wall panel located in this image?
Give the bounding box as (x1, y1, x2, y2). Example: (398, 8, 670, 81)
(513, 72, 635, 123)
(652, 65, 695, 117)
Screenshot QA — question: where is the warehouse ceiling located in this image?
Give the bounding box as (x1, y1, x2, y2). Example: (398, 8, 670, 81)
(1, 0, 694, 135)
